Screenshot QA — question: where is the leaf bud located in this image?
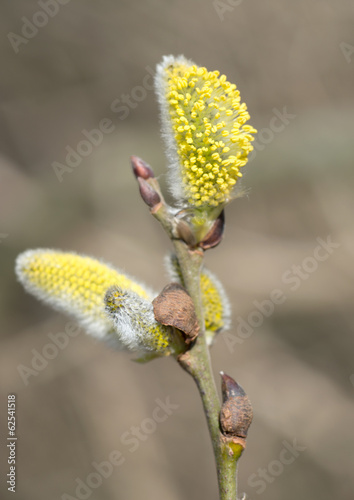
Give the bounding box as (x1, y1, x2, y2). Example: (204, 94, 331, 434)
(220, 372, 253, 440)
(137, 177, 161, 209)
(131, 155, 155, 180)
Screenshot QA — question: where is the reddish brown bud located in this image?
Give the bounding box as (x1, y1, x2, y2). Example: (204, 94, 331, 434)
(220, 372, 253, 439)
(137, 177, 161, 208)
(153, 283, 199, 343)
(131, 156, 155, 180)
(199, 210, 225, 250)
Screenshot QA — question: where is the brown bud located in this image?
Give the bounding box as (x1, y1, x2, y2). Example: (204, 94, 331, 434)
(153, 283, 199, 343)
(219, 372, 253, 439)
(131, 156, 155, 180)
(175, 219, 197, 247)
(199, 210, 225, 250)
(137, 177, 161, 209)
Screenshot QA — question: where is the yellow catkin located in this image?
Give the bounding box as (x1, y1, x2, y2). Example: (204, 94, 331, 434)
(200, 272, 226, 333)
(16, 250, 183, 356)
(15, 250, 151, 342)
(161, 58, 257, 207)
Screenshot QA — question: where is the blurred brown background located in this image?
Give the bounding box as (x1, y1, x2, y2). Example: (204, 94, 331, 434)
(1, 1, 354, 499)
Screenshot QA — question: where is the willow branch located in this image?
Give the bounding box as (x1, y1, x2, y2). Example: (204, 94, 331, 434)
(173, 239, 240, 500)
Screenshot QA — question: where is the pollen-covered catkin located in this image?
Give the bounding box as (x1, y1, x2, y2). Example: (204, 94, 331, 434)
(15, 249, 152, 346)
(155, 55, 257, 208)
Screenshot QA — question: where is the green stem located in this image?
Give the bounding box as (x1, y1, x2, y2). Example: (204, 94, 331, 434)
(172, 239, 238, 500)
